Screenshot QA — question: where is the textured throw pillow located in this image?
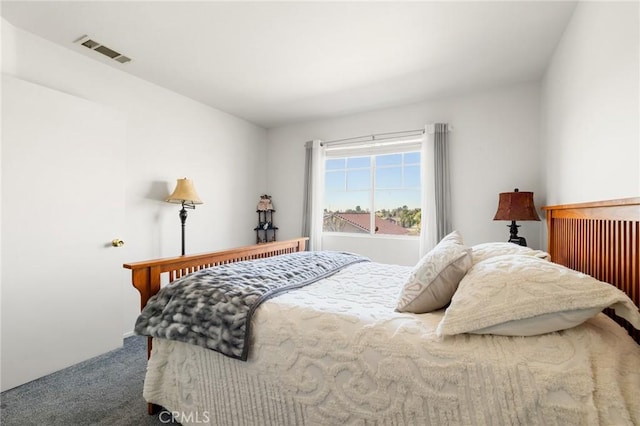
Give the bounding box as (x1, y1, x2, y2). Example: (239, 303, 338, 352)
(396, 231, 472, 313)
(471, 242, 550, 264)
(439, 230, 464, 245)
(436, 254, 640, 337)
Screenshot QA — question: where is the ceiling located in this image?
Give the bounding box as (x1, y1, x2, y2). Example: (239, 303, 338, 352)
(1, 1, 577, 128)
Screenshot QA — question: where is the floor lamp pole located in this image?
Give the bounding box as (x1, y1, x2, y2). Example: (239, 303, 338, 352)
(179, 203, 188, 256)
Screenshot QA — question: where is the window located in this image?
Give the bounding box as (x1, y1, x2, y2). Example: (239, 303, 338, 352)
(323, 150, 421, 236)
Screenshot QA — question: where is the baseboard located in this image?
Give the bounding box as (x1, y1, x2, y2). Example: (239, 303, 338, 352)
(123, 331, 135, 339)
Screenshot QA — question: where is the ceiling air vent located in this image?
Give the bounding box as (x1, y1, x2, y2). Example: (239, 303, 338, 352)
(74, 35, 131, 64)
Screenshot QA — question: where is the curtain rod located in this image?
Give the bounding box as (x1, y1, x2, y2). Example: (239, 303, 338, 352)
(321, 128, 424, 147)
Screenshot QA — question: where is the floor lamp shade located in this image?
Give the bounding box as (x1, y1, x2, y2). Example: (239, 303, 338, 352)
(493, 188, 540, 246)
(166, 178, 203, 206)
(166, 178, 203, 255)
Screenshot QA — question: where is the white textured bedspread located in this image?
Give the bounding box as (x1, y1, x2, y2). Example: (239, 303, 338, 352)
(144, 262, 640, 425)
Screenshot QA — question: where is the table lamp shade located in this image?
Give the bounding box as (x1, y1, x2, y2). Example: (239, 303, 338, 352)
(493, 190, 540, 221)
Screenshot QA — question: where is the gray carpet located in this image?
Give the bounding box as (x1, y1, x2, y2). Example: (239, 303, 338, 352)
(0, 335, 177, 426)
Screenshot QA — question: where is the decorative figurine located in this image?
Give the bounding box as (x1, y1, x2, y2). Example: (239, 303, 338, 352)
(257, 194, 274, 211)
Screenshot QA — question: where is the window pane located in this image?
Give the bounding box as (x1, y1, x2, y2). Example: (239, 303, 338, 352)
(325, 170, 345, 191)
(347, 157, 370, 168)
(404, 152, 420, 164)
(323, 150, 422, 237)
(323, 210, 372, 233)
(324, 191, 370, 213)
(375, 166, 402, 189)
(404, 165, 420, 187)
(325, 158, 345, 170)
(347, 169, 370, 190)
(375, 189, 421, 236)
(376, 154, 401, 166)
(323, 190, 371, 233)
(375, 189, 421, 211)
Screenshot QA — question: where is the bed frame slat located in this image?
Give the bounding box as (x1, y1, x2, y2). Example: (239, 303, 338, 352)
(543, 198, 640, 344)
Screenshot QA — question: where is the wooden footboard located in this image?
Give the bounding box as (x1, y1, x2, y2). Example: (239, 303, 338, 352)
(542, 198, 640, 343)
(124, 238, 308, 312)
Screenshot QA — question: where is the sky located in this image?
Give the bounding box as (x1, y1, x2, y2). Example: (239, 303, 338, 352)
(324, 152, 421, 212)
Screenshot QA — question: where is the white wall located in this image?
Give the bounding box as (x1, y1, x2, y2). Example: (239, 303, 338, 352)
(1, 19, 268, 346)
(267, 82, 544, 265)
(541, 1, 639, 205)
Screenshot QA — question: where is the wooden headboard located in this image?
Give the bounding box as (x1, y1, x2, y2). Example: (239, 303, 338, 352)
(542, 197, 640, 343)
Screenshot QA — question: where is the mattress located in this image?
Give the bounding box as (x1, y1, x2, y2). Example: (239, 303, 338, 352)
(143, 261, 640, 425)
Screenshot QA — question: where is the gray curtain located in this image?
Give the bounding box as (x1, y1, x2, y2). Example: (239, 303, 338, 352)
(301, 141, 313, 247)
(433, 123, 451, 241)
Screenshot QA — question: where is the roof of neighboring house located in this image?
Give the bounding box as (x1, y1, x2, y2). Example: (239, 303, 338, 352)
(327, 213, 410, 235)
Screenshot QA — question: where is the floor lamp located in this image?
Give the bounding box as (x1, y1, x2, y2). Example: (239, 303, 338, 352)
(493, 188, 540, 247)
(166, 178, 203, 255)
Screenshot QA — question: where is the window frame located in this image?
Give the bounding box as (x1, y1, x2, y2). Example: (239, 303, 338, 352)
(323, 141, 422, 238)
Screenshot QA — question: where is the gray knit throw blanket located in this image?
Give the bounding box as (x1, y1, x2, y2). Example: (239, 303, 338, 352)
(134, 251, 369, 361)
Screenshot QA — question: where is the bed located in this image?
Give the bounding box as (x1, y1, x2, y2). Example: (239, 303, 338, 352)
(124, 198, 640, 425)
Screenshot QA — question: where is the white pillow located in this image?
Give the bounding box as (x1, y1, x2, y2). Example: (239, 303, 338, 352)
(396, 231, 472, 314)
(436, 254, 640, 337)
(471, 242, 550, 264)
(439, 230, 464, 245)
